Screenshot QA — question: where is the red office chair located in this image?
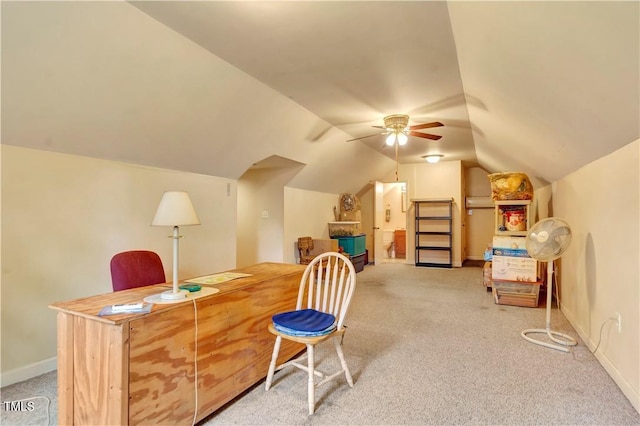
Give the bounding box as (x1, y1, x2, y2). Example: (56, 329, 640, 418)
(110, 250, 166, 292)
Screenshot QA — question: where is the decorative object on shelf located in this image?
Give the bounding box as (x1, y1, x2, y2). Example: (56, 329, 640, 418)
(494, 200, 531, 236)
(340, 193, 357, 211)
(338, 193, 361, 221)
(148, 191, 201, 302)
(521, 217, 577, 352)
(488, 172, 533, 201)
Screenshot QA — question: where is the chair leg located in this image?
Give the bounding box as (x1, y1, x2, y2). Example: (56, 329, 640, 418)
(265, 336, 282, 391)
(307, 344, 315, 415)
(333, 336, 353, 387)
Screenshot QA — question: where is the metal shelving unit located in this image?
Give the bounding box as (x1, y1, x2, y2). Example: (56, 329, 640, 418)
(413, 198, 453, 268)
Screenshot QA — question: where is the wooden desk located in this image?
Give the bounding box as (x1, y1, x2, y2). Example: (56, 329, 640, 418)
(49, 262, 306, 425)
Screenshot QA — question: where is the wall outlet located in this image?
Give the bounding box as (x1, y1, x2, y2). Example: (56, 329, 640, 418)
(613, 312, 622, 333)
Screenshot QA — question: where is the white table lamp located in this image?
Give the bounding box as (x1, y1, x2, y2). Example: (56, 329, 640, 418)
(152, 191, 201, 300)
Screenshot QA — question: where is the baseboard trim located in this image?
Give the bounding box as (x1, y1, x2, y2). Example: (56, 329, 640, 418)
(562, 306, 640, 414)
(465, 256, 484, 261)
(1, 357, 57, 387)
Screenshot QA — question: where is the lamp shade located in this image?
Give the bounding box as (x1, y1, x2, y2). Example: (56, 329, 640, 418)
(152, 191, 201, 226)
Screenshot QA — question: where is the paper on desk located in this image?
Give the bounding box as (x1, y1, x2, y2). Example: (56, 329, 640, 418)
(184, 272, 252, 285)
(98, 303, 152, 316)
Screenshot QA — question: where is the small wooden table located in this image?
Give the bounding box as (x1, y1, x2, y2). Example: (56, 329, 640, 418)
(49, 262, 306, 425)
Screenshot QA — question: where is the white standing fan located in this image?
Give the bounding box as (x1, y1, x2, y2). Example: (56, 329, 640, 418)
(521, 217, 577, 352)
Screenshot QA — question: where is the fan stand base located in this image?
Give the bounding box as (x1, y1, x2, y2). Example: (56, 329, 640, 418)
(521, 328, 577, 352)
(521, 261, 577, 352)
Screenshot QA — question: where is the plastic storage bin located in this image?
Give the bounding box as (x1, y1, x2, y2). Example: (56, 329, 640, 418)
(328, 221, 362, 237)
(351, 252, 366, 273)
(332, 234, 366, 256)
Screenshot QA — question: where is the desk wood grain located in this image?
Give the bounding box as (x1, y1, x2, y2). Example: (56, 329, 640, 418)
(50, 262, 306, 425)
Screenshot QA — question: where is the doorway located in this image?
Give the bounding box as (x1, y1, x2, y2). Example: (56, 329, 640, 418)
(374, 181, 408, 264)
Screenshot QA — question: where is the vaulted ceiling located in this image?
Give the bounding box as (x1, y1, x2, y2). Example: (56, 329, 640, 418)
(2, 1, 638, 194)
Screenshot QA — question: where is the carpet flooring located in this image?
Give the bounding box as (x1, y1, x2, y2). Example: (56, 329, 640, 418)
(2, 263, 638, 425)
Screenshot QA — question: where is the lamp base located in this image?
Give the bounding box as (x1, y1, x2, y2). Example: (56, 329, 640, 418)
(160, 289, 188, 300)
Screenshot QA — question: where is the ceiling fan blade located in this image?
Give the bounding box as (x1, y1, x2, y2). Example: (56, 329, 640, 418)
(346, 132, 385, 142)
(372, 125, 386, 129)
(409, 122, 444, 131)
(409, 131, 442, 140)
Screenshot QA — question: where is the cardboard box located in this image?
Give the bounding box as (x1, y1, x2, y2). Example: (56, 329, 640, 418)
(492, 248, 531, 258)
(483, 262, 492, 288)
(491, 255, 538, 282)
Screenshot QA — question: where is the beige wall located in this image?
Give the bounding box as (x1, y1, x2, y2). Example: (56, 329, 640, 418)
(397, 161, 464, 266)
(236, 164, 304, 268)
(382, 183, 407, 232)
(283, 187, 340, 264)
(548, 139, 639, 411)
(1, 145, 237, 384)
(465, 167, 494, 259)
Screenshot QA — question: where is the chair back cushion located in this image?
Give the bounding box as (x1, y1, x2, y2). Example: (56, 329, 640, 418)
(110, 250, 166, 292)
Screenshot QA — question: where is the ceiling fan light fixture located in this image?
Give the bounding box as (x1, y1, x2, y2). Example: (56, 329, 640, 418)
(385, 133, 396, 146)
(423, 154, 444, 163)
(383, 114, 410, 129)
(397, 132, 408, 146)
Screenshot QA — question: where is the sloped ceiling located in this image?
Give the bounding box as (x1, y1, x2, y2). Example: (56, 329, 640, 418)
(448, 1, 640, 185)
(2, 1, 638, 193)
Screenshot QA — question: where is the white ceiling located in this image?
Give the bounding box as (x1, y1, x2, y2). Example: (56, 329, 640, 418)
(2, 1, 638, 193)
(131, 0, 639, 185)
(131, 1, 475, 166)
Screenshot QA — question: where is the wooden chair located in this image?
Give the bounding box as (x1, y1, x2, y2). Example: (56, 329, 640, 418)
(265, 252, 356, 415)
(110, 250, 166, 292)
(297, 236, 316, 265)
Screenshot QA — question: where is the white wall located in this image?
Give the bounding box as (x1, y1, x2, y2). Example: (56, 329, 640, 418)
(550, 139, 639, 411)
(1, 145, 237, 384)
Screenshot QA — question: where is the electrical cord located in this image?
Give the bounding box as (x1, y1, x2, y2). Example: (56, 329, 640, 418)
(551, 263, 618, 356)
(590, 317, 617, 355)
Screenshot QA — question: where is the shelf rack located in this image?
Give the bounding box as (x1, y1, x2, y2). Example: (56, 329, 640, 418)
(413, 198, 453, 268)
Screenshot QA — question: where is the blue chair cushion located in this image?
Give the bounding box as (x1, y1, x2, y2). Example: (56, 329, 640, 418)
(272, 309, 336, 332)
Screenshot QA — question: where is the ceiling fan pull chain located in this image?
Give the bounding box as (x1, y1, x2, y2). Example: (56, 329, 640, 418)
(395, 143, 399, 182)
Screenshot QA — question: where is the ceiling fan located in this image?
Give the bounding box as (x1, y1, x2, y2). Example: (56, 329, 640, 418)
(347, 114, 444, 146)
